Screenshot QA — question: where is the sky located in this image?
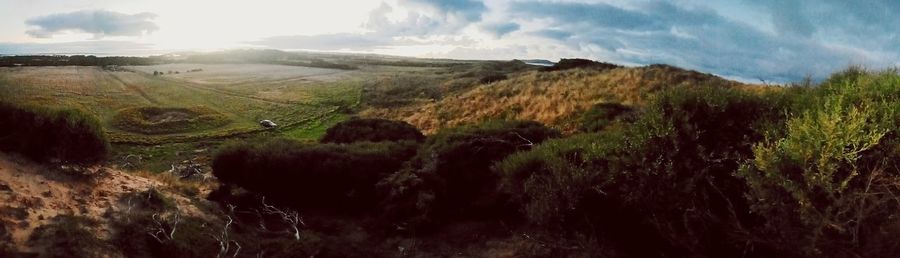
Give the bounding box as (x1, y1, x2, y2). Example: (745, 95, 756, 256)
(0, 0, 898, 82)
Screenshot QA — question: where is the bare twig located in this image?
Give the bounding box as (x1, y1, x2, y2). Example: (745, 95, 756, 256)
(208, 216, 240, 258)
(513, 132, 535, 147)
(260, 197, 305, 240)
(147, 212, 180, 243)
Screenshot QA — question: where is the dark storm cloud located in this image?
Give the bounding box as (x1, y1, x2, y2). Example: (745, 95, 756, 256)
(25, 10, 158, 39)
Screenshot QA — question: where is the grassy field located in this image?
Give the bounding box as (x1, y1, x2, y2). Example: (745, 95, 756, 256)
(0, 59, 537, 171)
(0, 64, 369, 171)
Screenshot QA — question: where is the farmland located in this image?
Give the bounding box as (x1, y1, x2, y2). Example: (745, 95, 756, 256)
(0, 55, 533, 172)
(0, 64, 369, 170)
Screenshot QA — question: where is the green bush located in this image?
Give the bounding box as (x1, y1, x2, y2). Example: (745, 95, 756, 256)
(495, 132, 619, 226)
(738, 68, 900, 256)
(540, 58, 620, 72)
(598, 84, 795, 256)
(30, 215, 110, 258)
(112, 213, 222, 258)
(0, 102, 108, 164)
(579, 102, 634, 132)
(378, 120, 560, 226)
(212, 138, 419, 212)
(320, 118, 424, 143)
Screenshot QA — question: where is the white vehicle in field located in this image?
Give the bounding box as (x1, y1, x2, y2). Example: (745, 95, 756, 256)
(259, 120, 277, 129)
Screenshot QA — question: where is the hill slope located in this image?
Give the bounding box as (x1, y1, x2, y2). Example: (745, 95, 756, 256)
(0, 154, 213, 256)
(363, 64, 749, 133)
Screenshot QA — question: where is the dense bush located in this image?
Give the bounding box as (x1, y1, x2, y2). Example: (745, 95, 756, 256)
(540, 58, 620, 72)
(29, 215, 111, 258)
(320, 118, 424, 143)
(212, 138, 419, 212)
(579, 102, 634, 132)
(738, 68, 900, 257)
(112, 212, 224, 258)
(0, 102, 108, 164)
(495, 133, 619, 226)
(599, 85, 796, 256)
(478, 73, 508, 84)
(378, 120, 560, 225)
(494, 85, 798, 256)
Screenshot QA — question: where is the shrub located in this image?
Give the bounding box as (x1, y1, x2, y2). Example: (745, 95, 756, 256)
(0, 101, 108, 164)
(29, 215, 110, 258)
(540, 58, 619, 72)
(495, 133, 619, 226)
(579, 102, 634, 132)
(320, 118, 425, 143)
(212, 138, 419, 212)
(478, 73, 508, 84)
(378, 120, 560, 225)
(738, 68, 900, 256)
(596, 84, 795, 256)
(112, 213, 222, 258)
(124, 188, 177, 212)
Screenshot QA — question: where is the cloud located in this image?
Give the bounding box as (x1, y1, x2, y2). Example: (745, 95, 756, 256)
(250, 34, 393, 51)
(531, 29, 572, 41)
(402, 0, 487, 23)
(481, 22, 520, 37)
(509, 1, 881, 82)
(760, 0, 815, 37)
(25, 10, 158, 39)
(253, 1, 486, 51)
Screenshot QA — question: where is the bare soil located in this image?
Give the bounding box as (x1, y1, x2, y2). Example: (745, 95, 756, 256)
(0, 153, 207, 253)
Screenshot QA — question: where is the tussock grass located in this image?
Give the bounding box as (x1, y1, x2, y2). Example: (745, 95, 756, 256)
(366, 64, 745, 134)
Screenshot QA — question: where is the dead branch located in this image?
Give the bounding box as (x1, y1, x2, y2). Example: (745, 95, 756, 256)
(513, 132, 535, 147)
(208, 216, 240, 258)
(260, 197, 305, 240)
(147, 212, 180, 243)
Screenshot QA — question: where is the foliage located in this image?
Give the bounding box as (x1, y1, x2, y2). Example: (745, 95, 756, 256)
(212, 138, 419, 212)
(111, 213, 222, 258)
(540, 58, 620, 72)
(598, 84, 795, 256)
(378, 120, 560, 226)
(320, 118, 424, 143)
(0, 55, 161, 66)
(495, 133, 619, 226)
(579, 102, 634, 132)
(0, 101, 108, 164)
(29, 215, 110, 258)
(478, 73, 508, 84)
(738, 68, 900, 257)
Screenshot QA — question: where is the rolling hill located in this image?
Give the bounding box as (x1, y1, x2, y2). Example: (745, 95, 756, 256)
(363, 63, 749, 134)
